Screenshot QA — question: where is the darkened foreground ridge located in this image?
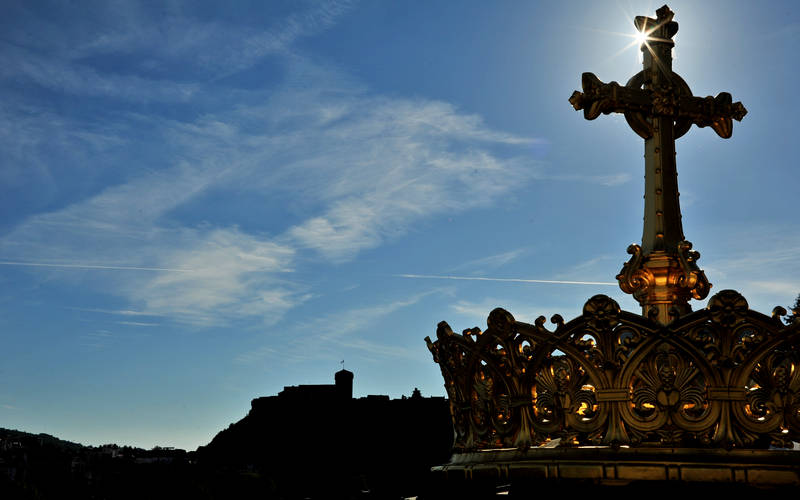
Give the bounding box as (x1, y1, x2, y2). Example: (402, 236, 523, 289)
(1, 371, 453, 499)
(0, 428, 195, 499)
(197, 369, 453, 498)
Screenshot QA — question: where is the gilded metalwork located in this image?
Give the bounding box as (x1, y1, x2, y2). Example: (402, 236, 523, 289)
(426, 5, 798, 489)
(426, 290, 800, 451)
(617, 242, 711, 323)
(568, 71, 746, 140)
(569, 5, 746, 325)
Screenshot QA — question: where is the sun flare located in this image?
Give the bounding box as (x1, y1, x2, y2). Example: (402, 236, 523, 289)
(634, 29, 648, 47)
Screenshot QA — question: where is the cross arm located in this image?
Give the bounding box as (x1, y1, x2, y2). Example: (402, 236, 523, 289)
(570, 72, 748, 139)
(671, 92, 747, 139)
(569, 73, 651, 120)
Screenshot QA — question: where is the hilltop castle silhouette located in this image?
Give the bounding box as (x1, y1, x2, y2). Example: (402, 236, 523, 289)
(198, 369, 453, 498)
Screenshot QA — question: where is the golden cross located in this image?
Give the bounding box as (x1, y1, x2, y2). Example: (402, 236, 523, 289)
(569, 5, 747, 325)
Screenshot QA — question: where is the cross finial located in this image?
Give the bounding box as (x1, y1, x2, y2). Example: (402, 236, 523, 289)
(635, 5, 677, 43)
(569, 6, 746, 325)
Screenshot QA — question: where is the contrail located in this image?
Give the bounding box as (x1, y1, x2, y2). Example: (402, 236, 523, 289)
(0, 261, 194, 272)
(396, 274, 616, 286)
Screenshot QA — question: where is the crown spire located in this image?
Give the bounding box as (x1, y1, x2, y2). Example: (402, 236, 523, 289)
(569, 5, 746, 324)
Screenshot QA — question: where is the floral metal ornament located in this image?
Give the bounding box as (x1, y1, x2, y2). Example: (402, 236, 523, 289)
(427, 290, 800, 451)
(427, 6, 798, 487)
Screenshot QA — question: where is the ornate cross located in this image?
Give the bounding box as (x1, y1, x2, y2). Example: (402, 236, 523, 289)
(569, 5, 746, 325)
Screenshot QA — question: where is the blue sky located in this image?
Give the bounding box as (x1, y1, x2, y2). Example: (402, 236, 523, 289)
(1, 0, 797, 450)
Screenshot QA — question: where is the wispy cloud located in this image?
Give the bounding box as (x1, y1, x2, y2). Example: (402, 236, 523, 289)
(449, 298, 571, 327)
(0, 1, 558, 328)
(747, 281, 800, 297)
(0, 51, 549, 326)
(79, 329, 116, 351)
(329, 338, 418, 361)
(237, 291, 438, 364)
(448, 249, 528, 273)
(0, 1, 356, 102)
(282, 97, 543, 261)
(67, 307, 165, 317)
(712, 246, 800, 275)
(701, 230, 800, 284)
(0, 42, 198, 102)
(561, 255, 616, 273)
(551, 255, 622, 283)
(128, 229, 304, 326)
(0, 261, 193, 272)
(543, 173, 632, 186)
(693, 227, 800, 312)
(396, 274, 617, 286)
(115, 321, 159, 327)
(234, 345, 277, 365)
(306, 292, 436, 341)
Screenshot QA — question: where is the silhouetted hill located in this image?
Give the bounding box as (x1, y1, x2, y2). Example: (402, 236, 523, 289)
(0, 373, 455, 499)
(0, 428, 84, 454)
(0, 428, 197, 499)
(197, 372, 454, 499)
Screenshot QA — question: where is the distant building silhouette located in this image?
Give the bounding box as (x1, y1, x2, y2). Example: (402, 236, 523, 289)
(251, 368, 355, 408)
(201, 369, 453, 498)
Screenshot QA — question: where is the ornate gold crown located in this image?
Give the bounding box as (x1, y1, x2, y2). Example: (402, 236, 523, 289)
(426, 291, 800, 451)
(426, 5, 799, 488)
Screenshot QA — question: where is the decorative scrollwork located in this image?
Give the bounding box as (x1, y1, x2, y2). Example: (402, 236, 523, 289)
(426, 290, 800, 452)
(533, 356, 599, 441)
(676, 240, 711, 300)
(632, 345, 706, 415)
(617, 244, 649, 296)
(616, 241, 712, 323)
(740, 345, 800, 448)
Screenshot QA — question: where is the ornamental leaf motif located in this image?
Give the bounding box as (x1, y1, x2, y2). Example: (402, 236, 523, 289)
(426, 291, 800, 452)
